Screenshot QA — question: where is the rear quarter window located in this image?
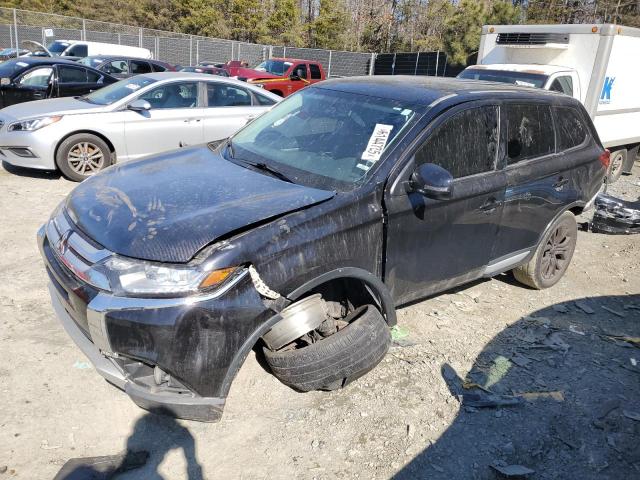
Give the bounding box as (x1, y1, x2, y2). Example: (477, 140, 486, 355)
(554, 106, 588, 150)
(505, 103, 555, 164)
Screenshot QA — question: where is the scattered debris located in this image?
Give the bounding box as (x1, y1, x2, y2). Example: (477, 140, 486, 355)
(490, 462, 535, 477)
(542, 332, 570, 352)
(606, 335, 640, 348)
(0, 466, 6, 474)
(53, 451, 149, 480)
(568, 324, 586, 336)
(552, 304, 570, 314)
(72, 361, 91, 370)
(574, 300, 595, 314)
(390, 325, 409, 341)
(515, 391, 565, 402)
(485, 356, 512, 389)
(510, 354, 532, 368)
(591, 193, 640, 235)
(459, 392, 523, 408)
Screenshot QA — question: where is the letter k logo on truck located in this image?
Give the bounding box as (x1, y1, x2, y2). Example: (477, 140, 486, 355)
(600, 76, 615, 102)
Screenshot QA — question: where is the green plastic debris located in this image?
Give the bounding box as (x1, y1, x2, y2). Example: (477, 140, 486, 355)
(391, 325, 409, 340)
(484, 356, 512, 390)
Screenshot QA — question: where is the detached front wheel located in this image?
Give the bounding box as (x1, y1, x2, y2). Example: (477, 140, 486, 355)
(56, 133, 112, 182)
(264, 304, 390, 392)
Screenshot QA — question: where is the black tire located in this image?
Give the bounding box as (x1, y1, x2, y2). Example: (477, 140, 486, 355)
(56, 133, 112, 182)
(607, 149, 627, 184)
(263, 304, 391, 392)
(513, 211, 577, 290)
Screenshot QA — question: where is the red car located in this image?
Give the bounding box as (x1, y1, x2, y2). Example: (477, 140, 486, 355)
(226, 58, 326, 97)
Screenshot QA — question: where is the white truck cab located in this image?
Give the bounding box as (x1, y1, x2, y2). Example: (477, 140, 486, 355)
(459, 24, 640, 181)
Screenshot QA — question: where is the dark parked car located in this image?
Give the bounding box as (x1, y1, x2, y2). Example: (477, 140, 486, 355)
(38, 77, 608, 422)
(0, 57, 117, 108)
(179, 65, 229, 77)
(0, 47, 30, 61)
(77, 56, 176, 78)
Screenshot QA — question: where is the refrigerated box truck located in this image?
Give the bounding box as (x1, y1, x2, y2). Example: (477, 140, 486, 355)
(458, 23, 640, 182)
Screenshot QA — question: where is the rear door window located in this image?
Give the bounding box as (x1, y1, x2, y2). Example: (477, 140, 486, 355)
(130, 61, 152, 75)
(139, 82, 198, 109)
(58, 66, 88, 83)
(505, 104, 555, 164)
(104, 60, 129, 75)
(151, 62, 167, 72)
(554, 106, 588, 150)
(207, 83, 252, 107)
(310, 64, 322, 79)
(416, 106, 499, 178)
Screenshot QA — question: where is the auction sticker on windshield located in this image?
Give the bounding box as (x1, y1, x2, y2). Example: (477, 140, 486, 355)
(358, 124, 393, 171)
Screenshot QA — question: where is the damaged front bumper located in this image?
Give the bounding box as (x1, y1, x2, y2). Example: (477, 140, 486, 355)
(38, 224, 272, 422)
(592, 193, 640, 235)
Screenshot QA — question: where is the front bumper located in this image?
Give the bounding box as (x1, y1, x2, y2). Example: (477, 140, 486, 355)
(38, 218, 271, 422)
(0, 130, 57, 170)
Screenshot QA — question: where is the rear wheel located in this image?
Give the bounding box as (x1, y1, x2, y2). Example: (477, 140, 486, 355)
(56, 133, 112, 182)
(264, 304, 390, 392)
(607, 149, 627, 184)
(513, 211, 577, 290)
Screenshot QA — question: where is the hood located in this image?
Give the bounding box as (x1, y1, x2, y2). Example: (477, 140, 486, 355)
(64, 146, 335, 263)
(0, 97, 107, 120)
(236, 68, 281, 80)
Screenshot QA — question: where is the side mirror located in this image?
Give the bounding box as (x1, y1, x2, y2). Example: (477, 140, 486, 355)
(409, 162, 453, 199)
(127, 99, 151, 112)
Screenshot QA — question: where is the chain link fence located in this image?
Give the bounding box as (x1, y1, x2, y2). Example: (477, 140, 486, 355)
(0, 7, 450, 78)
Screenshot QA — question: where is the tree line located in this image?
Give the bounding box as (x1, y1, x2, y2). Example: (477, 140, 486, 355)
(4, 0, 640, 65)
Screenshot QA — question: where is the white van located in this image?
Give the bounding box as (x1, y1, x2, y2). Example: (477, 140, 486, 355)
(25, 40, 152, 60)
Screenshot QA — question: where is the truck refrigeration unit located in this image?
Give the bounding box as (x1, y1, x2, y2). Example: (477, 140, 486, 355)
(459, 23, 640, 182)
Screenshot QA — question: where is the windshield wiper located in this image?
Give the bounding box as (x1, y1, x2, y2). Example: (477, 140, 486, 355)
(249, 161, 293, 183)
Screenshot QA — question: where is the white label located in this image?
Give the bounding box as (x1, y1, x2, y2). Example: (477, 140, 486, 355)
(125, 83, 141, 90)
(44, 28, 54, 37)
(361, 124, 393, 163)
(16, 61, 28, 67)
(515, 80, 536, 88)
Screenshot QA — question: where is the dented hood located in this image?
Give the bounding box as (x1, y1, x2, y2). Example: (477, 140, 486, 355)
(64, 146, 335, 263)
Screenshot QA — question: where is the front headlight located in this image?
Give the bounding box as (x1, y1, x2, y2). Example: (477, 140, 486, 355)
(95, 256, 240, 297)
(8, 115, 62, 132)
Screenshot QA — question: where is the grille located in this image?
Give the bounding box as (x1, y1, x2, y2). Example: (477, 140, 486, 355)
(496, 33, 570, 46)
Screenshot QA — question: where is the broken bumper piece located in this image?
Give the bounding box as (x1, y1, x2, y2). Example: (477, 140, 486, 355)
(48, 284, 225, 422)
(592, 193, 640, 235)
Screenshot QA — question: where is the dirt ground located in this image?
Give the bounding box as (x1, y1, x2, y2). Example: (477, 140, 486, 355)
(0, 161, 638, 480)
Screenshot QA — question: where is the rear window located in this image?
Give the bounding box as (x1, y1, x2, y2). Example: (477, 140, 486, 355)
(254, 92, 276, 106)
(58, 66, 87, 83)
(505, 104, 555, 164)
(151, 62, 167, 72)
(310, 64, 322, 79)
(554, 106, 588, 150)
(131, 61, 152, 74)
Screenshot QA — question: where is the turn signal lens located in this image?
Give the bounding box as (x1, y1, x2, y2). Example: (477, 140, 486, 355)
(199, 267, 238, 289)
(599, 149, 611, 169)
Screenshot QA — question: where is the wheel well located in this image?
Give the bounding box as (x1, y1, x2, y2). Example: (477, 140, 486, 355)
(302, 277, 384, 322)
(54, 131, 116, 168)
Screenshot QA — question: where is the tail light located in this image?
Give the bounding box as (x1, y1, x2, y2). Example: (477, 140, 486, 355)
(599, 149, 611, 169)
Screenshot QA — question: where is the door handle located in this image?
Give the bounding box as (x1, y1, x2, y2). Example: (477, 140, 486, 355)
(479, 198, 502, 214)
(33, 92, 45, 99)
(553, 177, 569, 191)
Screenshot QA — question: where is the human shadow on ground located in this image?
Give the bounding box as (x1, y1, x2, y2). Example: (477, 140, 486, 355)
(394, 294, 640, 480)
(54, 407, 203, 480)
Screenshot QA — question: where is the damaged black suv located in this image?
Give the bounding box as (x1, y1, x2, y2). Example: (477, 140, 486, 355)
(39, 77, 607, 422)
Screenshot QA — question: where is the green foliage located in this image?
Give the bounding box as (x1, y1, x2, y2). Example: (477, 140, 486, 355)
(229, 0, 266, 43)
(264, 0, 303, 47)
(311, 0, 348, 49)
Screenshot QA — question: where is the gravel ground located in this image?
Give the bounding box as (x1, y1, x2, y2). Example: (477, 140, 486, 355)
(0, 161, 638, 480)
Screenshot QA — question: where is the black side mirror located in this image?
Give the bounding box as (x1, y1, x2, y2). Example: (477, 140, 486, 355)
(410, 163, 454, 199)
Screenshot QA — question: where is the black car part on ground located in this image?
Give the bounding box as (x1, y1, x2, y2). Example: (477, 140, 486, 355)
(591, 193, 640, 234)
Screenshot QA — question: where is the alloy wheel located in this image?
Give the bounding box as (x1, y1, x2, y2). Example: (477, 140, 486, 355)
(540, 224, 572, 281)
(67, 142, 105, 176)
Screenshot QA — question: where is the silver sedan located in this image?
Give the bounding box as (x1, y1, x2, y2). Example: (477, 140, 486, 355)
(0, 72, 280, 181)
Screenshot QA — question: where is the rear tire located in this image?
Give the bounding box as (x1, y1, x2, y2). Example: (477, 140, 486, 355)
(263, 304, 390, 392)
(607, 149, 627, 184)
(56, 133, 112, 182)
(513, 211, 577, 290)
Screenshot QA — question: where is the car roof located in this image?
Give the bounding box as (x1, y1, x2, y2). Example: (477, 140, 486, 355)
(84, 55, 162, 62)
(132, 72, 278, 92)
(315, 75, 574, 107)
(4, 56, 84, 68)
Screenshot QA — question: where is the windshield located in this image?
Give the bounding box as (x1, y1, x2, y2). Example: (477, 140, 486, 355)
(82, 76, 157, 105)
(229, 88, 418, 191)
(78, 57, 104, 68)
(47, 41, 70, 55)
(458, 68, 548, 88)
(0, 60, 30, 78)
(254, 60, 292, 76)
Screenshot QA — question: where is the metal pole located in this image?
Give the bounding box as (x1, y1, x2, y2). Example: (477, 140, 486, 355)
(82, 19, 86, 41)
(118, 33, 121, 45)
(268, 45, 273, 59)
(13, 9, 18, 53)
(369, 53, 375, 75)
(442, 53, 448, 77)
(392, 53, 396, 75)
(435, 51, 440, 77)
(189, 36, 193, 65)
(139, 27, 143, 47)
(327, 50, 332, 78)
(196, 40, 199, 65)
(283, 46, 286, 58)
(155, 36, 159, 60)
(42, 27, 45, 47)
(414, 52, 419, 75)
